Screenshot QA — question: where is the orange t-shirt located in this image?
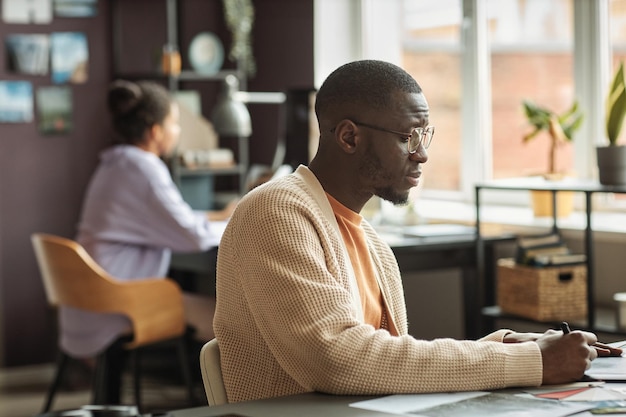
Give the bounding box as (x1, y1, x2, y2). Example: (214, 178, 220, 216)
(326, 194, 396, 334)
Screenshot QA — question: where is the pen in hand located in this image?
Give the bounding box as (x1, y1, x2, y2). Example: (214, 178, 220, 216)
(560, 321, 623, 357)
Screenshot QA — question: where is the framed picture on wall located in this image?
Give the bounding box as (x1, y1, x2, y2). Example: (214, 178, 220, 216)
(2, 0, 52, 24)
(50, 32, 88, 84)
(0, 81, 33, 123)
(53, 0, 98, 18)
(5, 34, 50, 75)
(36, 86, 72, 134)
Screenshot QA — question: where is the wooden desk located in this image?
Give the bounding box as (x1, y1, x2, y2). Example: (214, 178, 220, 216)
(170, 228, 513, 339)
(170, 393, 389, 417)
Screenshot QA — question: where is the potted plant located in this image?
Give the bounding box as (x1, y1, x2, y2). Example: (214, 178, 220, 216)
(522, 99, 584, 217)
(522, 99, 584, 178)
(598, 61, 626, 185)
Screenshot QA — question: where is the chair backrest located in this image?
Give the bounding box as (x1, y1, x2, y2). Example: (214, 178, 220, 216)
(200, 338, 228, 406)
(31, 233, 186, 348)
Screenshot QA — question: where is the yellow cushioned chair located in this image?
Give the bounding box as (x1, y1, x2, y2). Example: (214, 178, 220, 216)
(31, 233, 196, 412)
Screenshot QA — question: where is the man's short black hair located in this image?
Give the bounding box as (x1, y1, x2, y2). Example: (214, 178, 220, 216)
(315, 60, 422, 121)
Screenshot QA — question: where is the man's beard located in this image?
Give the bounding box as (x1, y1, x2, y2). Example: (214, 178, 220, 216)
(358, 146, 410, 206)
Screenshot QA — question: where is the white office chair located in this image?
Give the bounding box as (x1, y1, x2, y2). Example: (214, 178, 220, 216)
(200, 338, 228, 406)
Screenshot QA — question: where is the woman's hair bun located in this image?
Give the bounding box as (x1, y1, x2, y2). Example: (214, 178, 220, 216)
(108, 79, 143, 116)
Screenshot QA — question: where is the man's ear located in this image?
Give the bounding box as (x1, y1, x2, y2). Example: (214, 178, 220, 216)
(332, 119, 359, 154)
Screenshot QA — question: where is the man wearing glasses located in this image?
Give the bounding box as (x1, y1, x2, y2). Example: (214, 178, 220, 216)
(214, 60, 611, 404)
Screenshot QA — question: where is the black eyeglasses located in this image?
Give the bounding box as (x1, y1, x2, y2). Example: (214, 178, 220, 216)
(331, 120, 435, 153)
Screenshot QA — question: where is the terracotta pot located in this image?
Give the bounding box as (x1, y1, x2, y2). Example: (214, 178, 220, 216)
(596, 145, 626, 185)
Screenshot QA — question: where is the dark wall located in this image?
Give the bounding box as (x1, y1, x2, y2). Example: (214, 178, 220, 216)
(0, 1, 114, 366)
(0, 0, 314, 367)
(248, 0, 315, 165)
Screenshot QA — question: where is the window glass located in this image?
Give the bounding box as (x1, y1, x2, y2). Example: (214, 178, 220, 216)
(402, 0, 575, 192)
(401, 0, 462, 191)
(612, 0, 626, 70)
(488, 0, 575, 179)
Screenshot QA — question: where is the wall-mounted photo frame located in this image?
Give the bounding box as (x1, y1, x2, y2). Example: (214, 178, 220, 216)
(0, 81, 33, 123)
(36, 86, 72, 134)
(5, 34, 50, 75)
(53, 0, 98, 18)
(2, 0, 52, 24)
(50, 31, 88, 84)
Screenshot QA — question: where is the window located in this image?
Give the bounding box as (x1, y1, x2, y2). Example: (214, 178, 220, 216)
(488, 0, 574, 180)
(401, 1, 462, 192)
(315, 0, 620, 208)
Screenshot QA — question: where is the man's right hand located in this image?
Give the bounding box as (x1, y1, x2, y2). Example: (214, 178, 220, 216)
(536, 329, 598, 385)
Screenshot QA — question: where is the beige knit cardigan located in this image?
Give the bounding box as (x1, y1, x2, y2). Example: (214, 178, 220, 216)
(214, 165, 542, 403)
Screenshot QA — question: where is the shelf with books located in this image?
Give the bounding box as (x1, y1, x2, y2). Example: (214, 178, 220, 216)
(515, 231, 586, 267)
(475, 177, 626, 335)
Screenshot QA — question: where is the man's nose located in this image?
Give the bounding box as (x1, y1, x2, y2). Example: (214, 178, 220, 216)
(409, 144, 428, 163)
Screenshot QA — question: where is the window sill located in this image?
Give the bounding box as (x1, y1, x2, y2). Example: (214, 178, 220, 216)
(411, 198, 626, 241)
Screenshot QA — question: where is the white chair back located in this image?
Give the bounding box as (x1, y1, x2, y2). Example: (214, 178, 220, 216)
(200, 338, 228, 406)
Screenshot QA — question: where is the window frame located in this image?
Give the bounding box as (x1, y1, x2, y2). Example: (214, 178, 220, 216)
(314, 0, 617, 210)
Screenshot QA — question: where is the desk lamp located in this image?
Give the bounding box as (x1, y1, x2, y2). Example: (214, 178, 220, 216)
(211, 74, 252, 194)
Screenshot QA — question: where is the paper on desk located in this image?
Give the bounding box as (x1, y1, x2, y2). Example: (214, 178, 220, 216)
(586, 356, 626, 381)
(535, 387, 594, 400)
(521, 382, 626, 402)
(350, 392, 487, 415)
(350, 392, 593, 416)
(522, 382, 605, 396)
(530, 386, 626, 402)
(564, 388, 626, 402)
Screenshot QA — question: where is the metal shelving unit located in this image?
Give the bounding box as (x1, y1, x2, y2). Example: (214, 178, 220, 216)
(475, 177, 626, 335)
(111, 0, 248, 208)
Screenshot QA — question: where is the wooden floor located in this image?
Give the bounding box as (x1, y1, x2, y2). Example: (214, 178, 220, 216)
(0, 356, 207, 417)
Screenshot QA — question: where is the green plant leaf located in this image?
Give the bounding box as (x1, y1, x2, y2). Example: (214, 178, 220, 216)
(607, 61, 626, 146)
(562, 114, 584, 141)
(522, 100, 551, 131)
(609, 61, 625, 98)
(557, 101, 583, 141)
(522, 99, 583, 143)
(559, 100, 579, 120)
(522, 97, 583, 174)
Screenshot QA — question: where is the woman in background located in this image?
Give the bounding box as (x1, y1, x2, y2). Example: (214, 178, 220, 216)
(64, 79, 234, 403)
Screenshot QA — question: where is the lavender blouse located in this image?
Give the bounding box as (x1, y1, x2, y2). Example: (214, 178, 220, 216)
(61, 145, 220, 357)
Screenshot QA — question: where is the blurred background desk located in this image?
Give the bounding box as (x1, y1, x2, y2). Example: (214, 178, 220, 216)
(169, 225, 514, 339)
(375, 225, 513, 339)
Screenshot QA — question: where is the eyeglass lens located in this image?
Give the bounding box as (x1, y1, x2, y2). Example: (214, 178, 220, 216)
(409, 127, 434, 152)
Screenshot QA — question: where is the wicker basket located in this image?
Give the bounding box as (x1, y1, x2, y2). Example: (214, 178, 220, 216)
(497, 258, 587, 322)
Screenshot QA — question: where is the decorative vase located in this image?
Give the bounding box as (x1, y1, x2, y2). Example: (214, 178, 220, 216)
(530, 190, 574, 218)
(596, 145, 626, 186)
